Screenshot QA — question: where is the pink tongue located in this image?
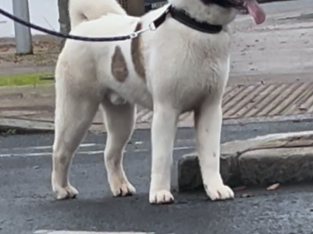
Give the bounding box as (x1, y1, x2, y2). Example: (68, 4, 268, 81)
(246, 0, 266, 24)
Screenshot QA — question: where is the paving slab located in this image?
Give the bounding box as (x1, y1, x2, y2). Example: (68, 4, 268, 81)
(178, 131, 313, 191)
(0, 0, 312, 132)
(2, 81, 313, 133)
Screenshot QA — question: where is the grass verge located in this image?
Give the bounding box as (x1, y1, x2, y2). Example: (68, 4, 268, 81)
(0, 73, 54, 87)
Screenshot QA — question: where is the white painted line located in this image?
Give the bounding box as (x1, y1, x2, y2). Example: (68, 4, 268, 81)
(0, 152, 52, 157)
(0, 146, 194, 158)
(0, 138, 195, 158)
(133, 146, 194, 153)
(0, 143, 98, 152)
(0, 150, 103, 158)
(35, 231, 155, 234)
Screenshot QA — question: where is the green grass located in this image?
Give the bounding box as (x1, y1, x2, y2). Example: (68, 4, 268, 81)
(0, 73, 54, 87)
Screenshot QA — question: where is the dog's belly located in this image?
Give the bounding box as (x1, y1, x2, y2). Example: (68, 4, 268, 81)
(108, 76, 154, 110)
(106, 63, 227, 112)
(122, 86, 153, 110)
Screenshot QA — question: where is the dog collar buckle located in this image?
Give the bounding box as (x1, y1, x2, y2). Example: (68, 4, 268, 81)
(129, 6, 169, 39)
(130, 26, 151, 39)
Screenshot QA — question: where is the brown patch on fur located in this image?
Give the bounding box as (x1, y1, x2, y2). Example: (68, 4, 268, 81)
(111, 46, 128, 82)
(131, 22, 146, 81)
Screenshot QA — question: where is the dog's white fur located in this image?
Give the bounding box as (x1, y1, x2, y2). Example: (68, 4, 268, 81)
(52, 0, 239, 204)
(69, 0, 127, 29)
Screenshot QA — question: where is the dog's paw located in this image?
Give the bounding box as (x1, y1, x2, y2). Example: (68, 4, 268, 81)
(53, 184, 79, 200)
(149, 190, 174, 205)
(204, 183, 234, 201)
(111, 181, 136, 197)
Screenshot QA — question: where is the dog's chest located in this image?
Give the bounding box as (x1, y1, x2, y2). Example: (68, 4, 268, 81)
(107, 24, 231, 111)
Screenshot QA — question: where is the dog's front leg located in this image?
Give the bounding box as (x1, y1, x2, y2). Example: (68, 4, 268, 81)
(149, 104, 178, 204)
(195, 100, 234, 201)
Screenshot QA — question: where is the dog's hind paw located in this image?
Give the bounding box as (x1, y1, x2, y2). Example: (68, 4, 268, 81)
(53, 184, 79, 200)
(149, 190, 174, 205)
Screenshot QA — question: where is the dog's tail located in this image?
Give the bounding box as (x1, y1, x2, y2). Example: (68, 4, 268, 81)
(69, 0, 127, 29)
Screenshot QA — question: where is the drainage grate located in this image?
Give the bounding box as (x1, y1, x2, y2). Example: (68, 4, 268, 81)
(135, 82, 313, 127)
(222, 82, 313, 119)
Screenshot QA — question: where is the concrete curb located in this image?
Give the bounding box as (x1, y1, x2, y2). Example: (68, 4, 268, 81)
(2, 113, 313, 135)
(178, 131, 313, 191)
(0, 118, 54, 132)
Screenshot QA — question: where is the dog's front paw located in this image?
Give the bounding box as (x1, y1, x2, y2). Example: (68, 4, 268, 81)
(53, 184, 79, 200)
(110, 181, 136, 197)
(204, 182, 234, 201)
(149, 190, 174, 205)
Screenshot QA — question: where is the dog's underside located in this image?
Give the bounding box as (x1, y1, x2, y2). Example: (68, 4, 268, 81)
(52, 0, 265, 204)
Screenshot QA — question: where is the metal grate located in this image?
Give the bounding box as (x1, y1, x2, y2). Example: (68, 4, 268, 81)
(132, 82, 313, 128)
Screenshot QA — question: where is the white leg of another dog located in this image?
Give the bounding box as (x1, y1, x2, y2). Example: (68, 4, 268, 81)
(195, 100, 234, 201)
(52, 85, 100, 200)
(101, 100, 136, 197)
(149, 104, 178, 204)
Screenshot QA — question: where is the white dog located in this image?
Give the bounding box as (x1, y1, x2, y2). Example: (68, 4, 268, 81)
(52, 0, 265, 204)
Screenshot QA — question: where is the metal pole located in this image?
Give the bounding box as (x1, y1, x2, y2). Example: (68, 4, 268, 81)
(12, 0, 33, 54)
(128, 0, 145, 16)
(58, 0, 70, 49)
(118, 0, 145, 16)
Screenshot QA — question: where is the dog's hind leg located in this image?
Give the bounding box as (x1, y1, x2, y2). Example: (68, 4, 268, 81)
(52, 82, 100, 200)
(194, 99, 234, 201)
(101, 99, 136, 197)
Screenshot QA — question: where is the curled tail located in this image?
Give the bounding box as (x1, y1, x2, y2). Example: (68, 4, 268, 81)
(69, 0, 127, 29)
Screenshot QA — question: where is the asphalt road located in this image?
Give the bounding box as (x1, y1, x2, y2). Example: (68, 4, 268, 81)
(1, 120, 313, 234)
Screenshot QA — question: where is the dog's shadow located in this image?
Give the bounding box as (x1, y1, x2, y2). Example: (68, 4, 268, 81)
(33, 191, 246, 232)
(35, 193, 203, 231)
(41, 191, 208, 214)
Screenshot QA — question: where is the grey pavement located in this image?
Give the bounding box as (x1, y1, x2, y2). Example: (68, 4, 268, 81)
(1, 120, 313, 233)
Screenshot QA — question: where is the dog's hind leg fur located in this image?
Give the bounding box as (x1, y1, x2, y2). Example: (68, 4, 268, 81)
(51, 61, 101, 200)
(101, 100, 136, 197)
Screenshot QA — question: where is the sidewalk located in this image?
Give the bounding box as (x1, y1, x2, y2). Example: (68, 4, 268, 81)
(1, 80, 313, 133)
(0, 1, 312, 133)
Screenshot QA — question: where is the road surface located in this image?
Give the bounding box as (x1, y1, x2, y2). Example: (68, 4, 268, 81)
(1, 120, 313, 233)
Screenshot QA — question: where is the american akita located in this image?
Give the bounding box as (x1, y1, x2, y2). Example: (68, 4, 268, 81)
(52, 0, 265, 204)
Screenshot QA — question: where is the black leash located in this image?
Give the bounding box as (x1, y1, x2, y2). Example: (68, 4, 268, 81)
(0, 7, 166, 42)
(0, 4, 223, 43)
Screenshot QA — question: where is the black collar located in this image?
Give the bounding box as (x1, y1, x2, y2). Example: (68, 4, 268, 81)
(152, 5, 223, 34)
